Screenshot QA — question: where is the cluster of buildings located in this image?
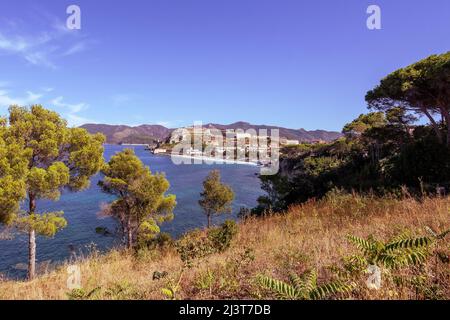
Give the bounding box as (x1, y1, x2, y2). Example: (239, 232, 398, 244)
(167, 126, 307, 161)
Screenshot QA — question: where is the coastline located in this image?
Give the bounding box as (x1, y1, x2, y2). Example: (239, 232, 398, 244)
(168, 154, 259, 166)
(106, 144, 260, 166)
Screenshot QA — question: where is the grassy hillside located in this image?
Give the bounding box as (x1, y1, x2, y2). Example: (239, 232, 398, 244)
(0, 192, 448, 300)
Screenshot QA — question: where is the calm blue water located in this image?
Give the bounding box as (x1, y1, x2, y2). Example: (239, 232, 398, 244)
(0, 145, 264, 279)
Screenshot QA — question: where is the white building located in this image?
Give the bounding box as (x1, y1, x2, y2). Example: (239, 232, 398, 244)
(280, 138, 300, 146)
(153, 148, 167, 154)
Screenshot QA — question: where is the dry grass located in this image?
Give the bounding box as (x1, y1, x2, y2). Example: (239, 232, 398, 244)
(0, 193, 449, 300)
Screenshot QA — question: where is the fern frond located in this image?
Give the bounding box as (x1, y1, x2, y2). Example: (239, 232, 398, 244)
(309, 281, 354, 300)
(347, 234, 375, 254)
(379, 248, 428, 268)
(389, 231, 411, 243)
(288, 273, 305, 295)
(86, 287, 101, 298)
(257, 275, 298, 299)
(400, 249, 428, 266)
(385, 237, 433, 252)
(377, 252, 398, 269)
(347, 255, 368, 268)
(300, 269, 318, 293)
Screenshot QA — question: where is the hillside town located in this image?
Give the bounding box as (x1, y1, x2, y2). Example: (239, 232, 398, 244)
(148, 125, 326, 165)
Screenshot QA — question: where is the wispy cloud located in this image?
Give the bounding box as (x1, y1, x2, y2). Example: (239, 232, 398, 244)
(0, 15, 90, 68)
(24, 50, 57, 69)
(26, 91, 44, 101)
(0, 82, 93, 127)
(51, 96, 91, 126)
(0, 89, 43, 110)
(0, 30, 55, 69)
(62, 41, 87, 56)
(51, 96, 87, 113)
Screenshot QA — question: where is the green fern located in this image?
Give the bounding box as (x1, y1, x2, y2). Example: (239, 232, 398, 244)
(347, 233, 434, 270)
(347, 235, 376, 255)
(309, 281, 354, 300)
(258, 276, 297, 299)
(257, 269, 353, 300)
(385, 237, 432, 251)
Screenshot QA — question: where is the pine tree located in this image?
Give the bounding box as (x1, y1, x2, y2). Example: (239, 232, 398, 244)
(2, 105, 105, 280)
(99, 149, 176, 249)
(199, 170, 234, 228)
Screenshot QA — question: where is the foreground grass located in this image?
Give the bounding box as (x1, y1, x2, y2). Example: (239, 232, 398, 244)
(0, 193, 449, 300)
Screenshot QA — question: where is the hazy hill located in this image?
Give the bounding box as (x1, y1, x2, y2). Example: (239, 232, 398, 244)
(80, 122, 342, 144)
(80, 124, 173, 144)
(204, 121, 343, 142)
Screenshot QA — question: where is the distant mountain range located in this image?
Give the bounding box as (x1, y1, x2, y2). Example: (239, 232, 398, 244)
(202, 121, 343, 142)
(80, 122, 342, 144)
(80, 124, 172, 144)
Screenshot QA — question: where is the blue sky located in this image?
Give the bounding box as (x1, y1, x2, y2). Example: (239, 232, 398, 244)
(0, 0, 449, 130)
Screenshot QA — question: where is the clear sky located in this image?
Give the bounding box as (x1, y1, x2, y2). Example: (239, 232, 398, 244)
(0, 0, 449, 130)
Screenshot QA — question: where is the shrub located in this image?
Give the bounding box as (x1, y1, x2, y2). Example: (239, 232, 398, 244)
(175, 229, 215, 266)
(137, 232, 174, 252)
(152, 270, 168, 280)
(104, 281, 144, 300)
(66, 287, 101, 300)
(175, 220, 238, 266)
(195, 268, 215, 293)
(207, 220, 238, 253)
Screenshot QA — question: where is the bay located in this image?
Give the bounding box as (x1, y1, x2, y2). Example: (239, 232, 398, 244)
(0, 145, 264, 279)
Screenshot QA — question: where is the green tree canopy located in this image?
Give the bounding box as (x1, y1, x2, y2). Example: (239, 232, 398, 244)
(366, 51, 450, 145)
(199, 170, 235, 228)
(342, 112, 387, 135)
(2, 105, 105, 279)
(99, 148, 176, 249)
(385, 107, 417, 128)
(0, 117, 29, 225)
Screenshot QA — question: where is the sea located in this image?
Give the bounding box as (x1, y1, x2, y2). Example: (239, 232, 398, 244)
(0, 144, 265, 279)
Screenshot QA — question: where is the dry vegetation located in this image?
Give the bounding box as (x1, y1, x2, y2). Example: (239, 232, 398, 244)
(0, 192, 449, 300)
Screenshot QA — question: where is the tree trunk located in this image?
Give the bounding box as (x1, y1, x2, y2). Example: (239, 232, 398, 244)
(207, 214, 211, 228)
(127, 215, 133, 249)
(422, 107, 443, 144)
(438, 106, 450, 147)
(28, 195, 36, 280)
(443, 111, 450, 147)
